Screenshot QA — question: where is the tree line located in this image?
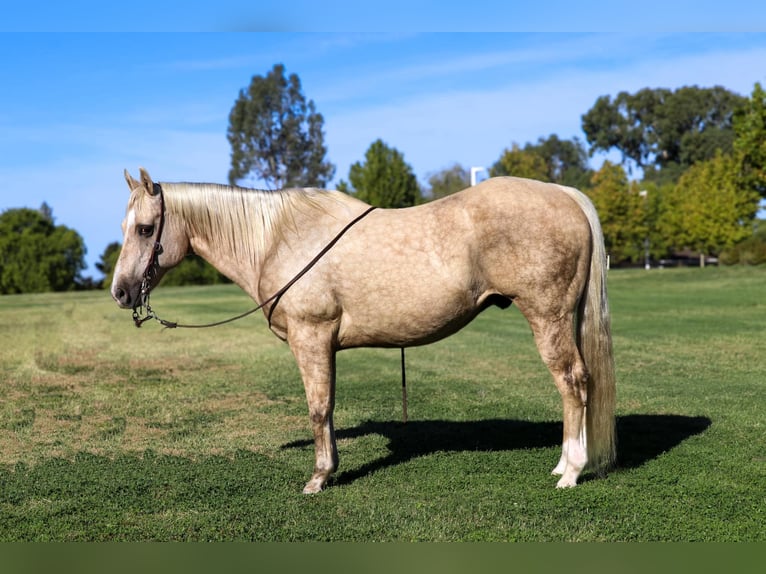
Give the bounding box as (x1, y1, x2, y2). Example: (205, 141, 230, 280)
(3, 65, 765, 294)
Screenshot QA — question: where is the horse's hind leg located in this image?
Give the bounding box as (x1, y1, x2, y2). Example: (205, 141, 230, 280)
(289, 325, 339, 494)
(527, 314, 589, 487)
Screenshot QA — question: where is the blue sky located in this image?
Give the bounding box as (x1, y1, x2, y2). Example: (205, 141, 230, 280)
(3, 1, 766, 33)
(2, 29, 766, 279)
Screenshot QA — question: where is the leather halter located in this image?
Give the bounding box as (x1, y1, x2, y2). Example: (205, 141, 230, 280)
(132, 183, 166, 327)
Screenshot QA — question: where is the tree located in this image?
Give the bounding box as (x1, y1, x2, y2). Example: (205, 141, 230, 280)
(160, 255, 229, 287)
(660, 151, 760, 263)
(39, 201, 54, 223)
(582, 86, 746, 180)
(0, 206, 86, 294)
(585, 162, 648, 265)
(96, 241, 121, 289)
(733, 82, 766, 199)
(490, 143, 549, 181)
(634, 180, 674, 264)
(582, 88, 664, 169)
(227, 63, 335, 189)
(525, 134, 593, 189)
(719, 219, 766, 265)
(338, 139, 422, 208)
(491, 137, 593, 189)
(426, 163, 470, 200)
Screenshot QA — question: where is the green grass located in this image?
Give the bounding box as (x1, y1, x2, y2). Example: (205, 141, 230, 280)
(0, 266, 764, 541)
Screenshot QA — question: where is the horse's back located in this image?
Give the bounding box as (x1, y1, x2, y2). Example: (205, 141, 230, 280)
(426, 177, 592, 277)
(321, 177, 593, 347)
(445, 176, 587, 221)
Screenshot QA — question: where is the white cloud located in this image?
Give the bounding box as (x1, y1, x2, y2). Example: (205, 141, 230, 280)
(324, 40, 766, 183)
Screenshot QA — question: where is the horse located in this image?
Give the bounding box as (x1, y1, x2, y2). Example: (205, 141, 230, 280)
(111, 168, 616, 493)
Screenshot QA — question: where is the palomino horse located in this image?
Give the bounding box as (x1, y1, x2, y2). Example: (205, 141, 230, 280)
(112, 168, 616, 493)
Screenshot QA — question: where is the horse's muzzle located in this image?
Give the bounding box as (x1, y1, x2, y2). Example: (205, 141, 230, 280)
(111, 283, 137, 309)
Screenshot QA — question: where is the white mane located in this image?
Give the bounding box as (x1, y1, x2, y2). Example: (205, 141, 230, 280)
(160, 182, 331, 264)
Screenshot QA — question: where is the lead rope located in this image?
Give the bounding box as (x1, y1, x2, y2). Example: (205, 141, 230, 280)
(132, 205, 378, 330)
(130, 200, 410, 421)
(401, 347, 408, 423)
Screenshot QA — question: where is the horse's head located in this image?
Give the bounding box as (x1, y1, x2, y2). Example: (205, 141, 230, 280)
(111, 168, 189, 309)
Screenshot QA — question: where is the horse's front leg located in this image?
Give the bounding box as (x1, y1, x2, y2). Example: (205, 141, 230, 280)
(288, 324, 339, 494)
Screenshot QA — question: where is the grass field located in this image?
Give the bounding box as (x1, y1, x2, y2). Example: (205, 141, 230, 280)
(0, 266, 764, 541)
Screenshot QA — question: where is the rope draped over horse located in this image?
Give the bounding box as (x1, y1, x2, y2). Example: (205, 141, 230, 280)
(112, 168, 616, 493)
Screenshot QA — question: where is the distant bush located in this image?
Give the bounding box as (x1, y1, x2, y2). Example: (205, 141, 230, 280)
(160, 255, 230, 286)
(719, 221, 766, 265)
(0, 206, 86, 294)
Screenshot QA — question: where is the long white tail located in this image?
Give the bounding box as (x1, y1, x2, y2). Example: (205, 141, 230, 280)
(558, 185, 617, 473)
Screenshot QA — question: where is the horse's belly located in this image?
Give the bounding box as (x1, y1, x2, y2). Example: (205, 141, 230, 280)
(336, 291, 482, 349)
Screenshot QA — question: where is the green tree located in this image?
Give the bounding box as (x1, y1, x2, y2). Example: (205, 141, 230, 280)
(426, 163, 470, 200)
(227, 63, 335, 189)
(490, 143, 549, 181)
(635, 181, 674, 264)
(39, 201, 54, 223)
(161, 255, 229, 287)
(96, 241, 121, 289)
(0, 206, 86, 294)
(733, 82, 766, 199)
(582, 86, 746, 180)
(338, 139, 421, 208)
(525, 134, 593, 188)
(586, 162, 647, 265)
(719, 219, 766, 265)
(661, 151, 760, 263)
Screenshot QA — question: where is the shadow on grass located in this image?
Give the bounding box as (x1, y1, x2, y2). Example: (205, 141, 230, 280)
(282, 414, 712, 487)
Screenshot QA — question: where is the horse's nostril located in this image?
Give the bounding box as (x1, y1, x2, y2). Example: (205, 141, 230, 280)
(112, 286, 131, 307)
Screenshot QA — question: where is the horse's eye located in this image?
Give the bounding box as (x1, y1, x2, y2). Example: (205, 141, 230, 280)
(137, 225, 155, 237)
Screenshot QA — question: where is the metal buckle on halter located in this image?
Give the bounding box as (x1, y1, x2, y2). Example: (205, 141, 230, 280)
(132, 301, 156, 328)
(132, 277, 155, 328)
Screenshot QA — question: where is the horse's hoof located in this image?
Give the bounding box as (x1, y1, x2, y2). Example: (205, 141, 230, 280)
(555, 476, 578, 488)
(302, 477, 326, 494)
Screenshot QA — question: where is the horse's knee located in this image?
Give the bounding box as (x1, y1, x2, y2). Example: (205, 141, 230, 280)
(310, 409, 330, 427)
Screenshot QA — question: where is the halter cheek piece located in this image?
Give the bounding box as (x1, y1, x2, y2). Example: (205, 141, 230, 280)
(132, 183, 166, 327)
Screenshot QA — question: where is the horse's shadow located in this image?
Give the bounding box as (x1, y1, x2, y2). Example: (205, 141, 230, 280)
(281, 414, 711, 486)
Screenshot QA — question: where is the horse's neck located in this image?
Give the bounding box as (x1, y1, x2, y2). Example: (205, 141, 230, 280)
(167, 183, 300, 296)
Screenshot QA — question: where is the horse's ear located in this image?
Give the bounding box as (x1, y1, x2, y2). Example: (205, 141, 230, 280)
(124, 169, 140, 193)
(139, 167, 159, 196)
